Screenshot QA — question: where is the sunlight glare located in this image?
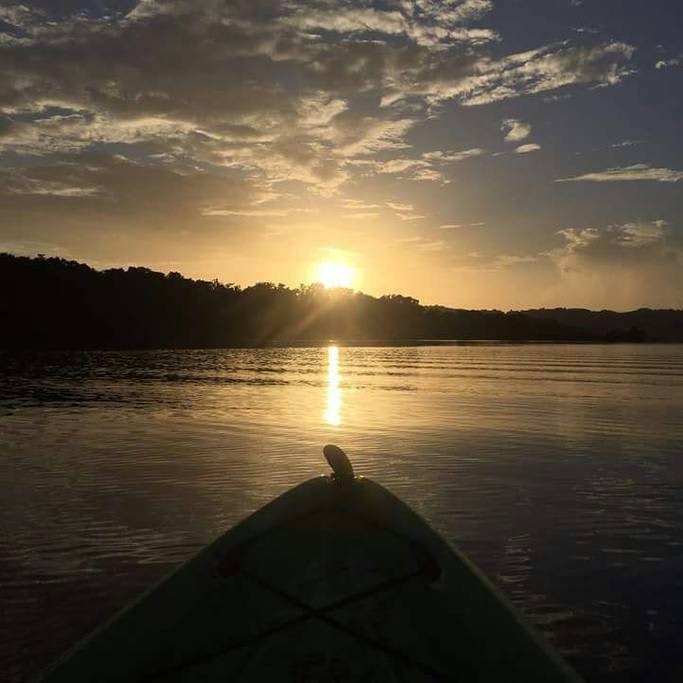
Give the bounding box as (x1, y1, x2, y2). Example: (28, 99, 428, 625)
(324, 345, 341, 426)
(316, 261, 355, 289)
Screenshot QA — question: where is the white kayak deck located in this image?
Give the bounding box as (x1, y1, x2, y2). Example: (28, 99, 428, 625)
(42, 475, 582, 682)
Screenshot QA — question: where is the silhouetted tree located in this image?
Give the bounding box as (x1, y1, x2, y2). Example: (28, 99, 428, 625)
(1, 253, 670, 350)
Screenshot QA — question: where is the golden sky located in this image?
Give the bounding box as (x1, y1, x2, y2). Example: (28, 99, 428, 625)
(1, 0, 682, 310)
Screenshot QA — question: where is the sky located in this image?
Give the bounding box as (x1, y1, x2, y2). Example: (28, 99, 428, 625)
(1, 0, 682, 310)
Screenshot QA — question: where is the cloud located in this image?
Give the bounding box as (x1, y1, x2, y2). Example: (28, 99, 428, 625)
(375, 158, 431, 175)
(495, 254, 538, 266)
(386, 202, 414, 212)
(655, 58, 681, 70)
(357, 157, 444, 183)
(555, 221, 670, 261)
(3, 171, 101, 197)
(0, 4, 39, 28)
(0, 4, 635, 166)
(515, 143, 541, 153)
(341, 198, 382, 210)
(395, 212, 425, 221)
(0, 0, 640, 261)
(439, 222, 485, 229)
(0, 153, 258, 224)
(201, 207, 316, 218)
(364, 146, 485, 184)
(282, 2, 498, 47)
(386, 201, 424, 221)
(556, 164, 683, 183)
(285, 7, 408, 36)
(542, 220, 683, 308)
(610, 139, 641, 148)
(398, 235, 447, 252)
(447, 250, 538, 272)
(341, 211, 380, 219)
(422, 148, 486, 162)
(447, 41, 635, 106)
(501, 118, 531, 142)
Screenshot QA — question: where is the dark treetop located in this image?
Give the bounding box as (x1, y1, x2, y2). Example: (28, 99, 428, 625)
(2, 254, 680, 350)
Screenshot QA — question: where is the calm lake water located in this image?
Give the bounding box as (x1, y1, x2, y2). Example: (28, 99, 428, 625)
(2, 344, 683, 682)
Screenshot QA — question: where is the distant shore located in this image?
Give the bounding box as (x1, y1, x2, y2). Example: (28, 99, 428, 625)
(2, 253, 682, 350)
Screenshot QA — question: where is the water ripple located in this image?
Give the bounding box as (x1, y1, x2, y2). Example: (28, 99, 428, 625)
(1, 344, 683, 682)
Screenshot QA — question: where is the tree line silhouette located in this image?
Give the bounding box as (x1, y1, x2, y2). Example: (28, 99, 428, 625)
(2, 253, 676, 350)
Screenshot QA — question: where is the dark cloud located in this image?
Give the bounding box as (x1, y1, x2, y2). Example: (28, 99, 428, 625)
(0, 0, 636, 192)
(553, 222, 677, 267)
(0, 153, 259, 254)
(545, 221, 682, 308)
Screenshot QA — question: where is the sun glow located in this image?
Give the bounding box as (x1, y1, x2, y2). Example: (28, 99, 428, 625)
(324, 345, 341, 426)
(315, 261, 356, 289)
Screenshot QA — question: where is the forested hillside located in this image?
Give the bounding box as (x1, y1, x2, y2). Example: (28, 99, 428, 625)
(2, 254, 673, 349)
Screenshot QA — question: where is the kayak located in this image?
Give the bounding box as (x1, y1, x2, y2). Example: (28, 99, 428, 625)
(42, 445, 582, 682)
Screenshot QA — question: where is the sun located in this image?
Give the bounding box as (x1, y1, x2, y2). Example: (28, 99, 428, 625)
(315, 261, 356, 289)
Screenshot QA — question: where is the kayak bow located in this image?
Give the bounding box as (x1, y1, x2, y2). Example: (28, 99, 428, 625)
(42, 445, 581, 682)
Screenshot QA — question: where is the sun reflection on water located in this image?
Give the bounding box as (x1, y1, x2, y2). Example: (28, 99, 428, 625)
(324, 345, 341, 426)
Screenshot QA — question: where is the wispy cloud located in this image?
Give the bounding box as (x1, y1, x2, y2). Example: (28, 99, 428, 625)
(610, 140, 642, 148)
(456, 42, 635, 106)
(386, 202, 414, 212)
(422, 148, 486, 162)
(201, 208, 317, 218)
(655, 58, 681, 70)
(0, 1, 637, 201)
(341, 198, 383, 210)
(5, 178, 101, 197)
(557, 164, 683, 183)
(439, 222, 485, 229)
(515, 143, 541, 154)
(396, 213, 425, 221)
(387, 202, 424, 221)
(501, 118, 531, 142)
(398, 235, 447, 252)
(342, 212, 380, 219)
(366, 147, 486, 184)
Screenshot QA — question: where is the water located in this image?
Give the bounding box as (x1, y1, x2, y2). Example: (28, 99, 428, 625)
(2, 344, 683, 682)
